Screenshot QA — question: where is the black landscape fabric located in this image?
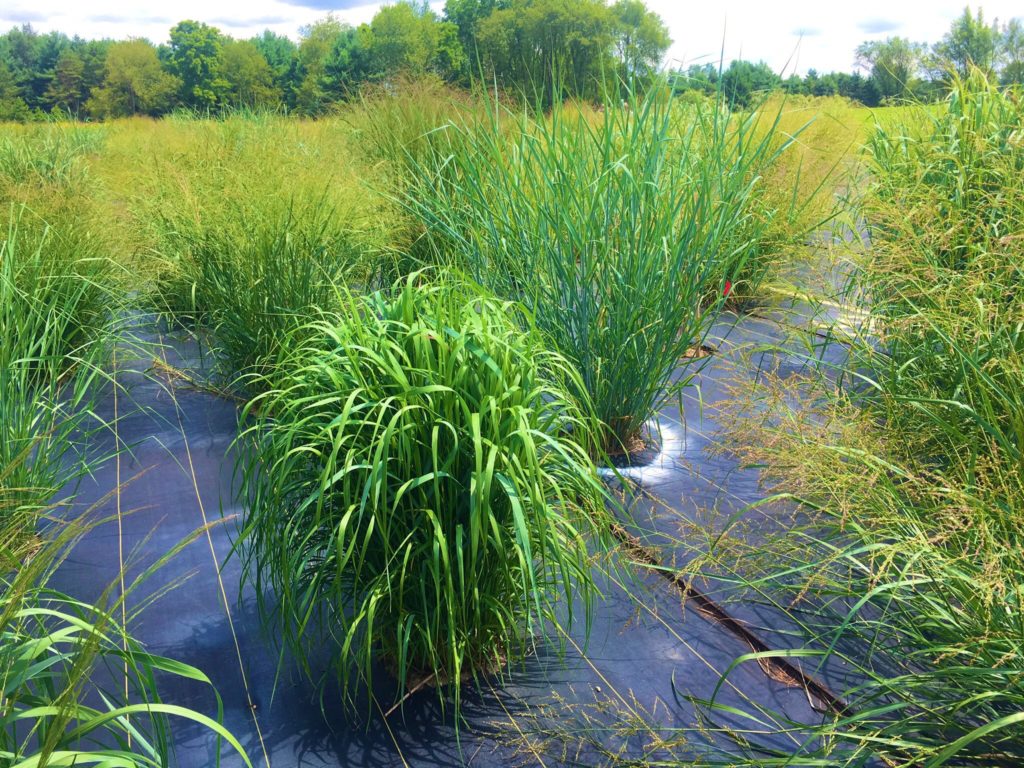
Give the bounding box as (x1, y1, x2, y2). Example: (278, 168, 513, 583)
(51, 317, 837, 767)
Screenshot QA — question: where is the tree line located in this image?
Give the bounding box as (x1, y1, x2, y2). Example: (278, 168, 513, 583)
(1, 3, 1020, 121)
(0, 0, 669, 120)
(677, 7, 1024, 108)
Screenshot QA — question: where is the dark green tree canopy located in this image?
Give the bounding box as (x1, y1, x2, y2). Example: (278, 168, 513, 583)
(444, 0, 510, 54)
(251, 30, 299, 102)
(167, 20, 228, 110)
(361, 1, 464, 81)
(476, 0, 622, 103)
(4, 2, 1020, 122)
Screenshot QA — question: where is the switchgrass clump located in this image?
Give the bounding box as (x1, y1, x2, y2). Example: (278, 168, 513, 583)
(860, 69, 1024, 470)
(404, 82, 797, 451)
(106, 113, 392, 386)
(708, 371, 1024, 766)
(154, 201, 366, 386)
(866, 69, 1022, 275)
(342, 76, 486, 279)
(0, 123, 104, 191)
(95, 111, 393, 293)
(0, 209, 114, 525)
(744, 94, 862, 284)
(345, 75, 479, 187)
(236, 273, 609, 712)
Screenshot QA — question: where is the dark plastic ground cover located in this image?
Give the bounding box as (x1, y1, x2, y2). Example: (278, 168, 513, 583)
(50, 319, 833, 767)
(613, 310, 888, 706)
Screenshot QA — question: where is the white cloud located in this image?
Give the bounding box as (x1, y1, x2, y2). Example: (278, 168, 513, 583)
(649, 0, 1020, 74)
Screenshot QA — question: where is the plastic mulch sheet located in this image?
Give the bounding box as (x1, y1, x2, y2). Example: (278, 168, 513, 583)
(51, 313, 844, 767)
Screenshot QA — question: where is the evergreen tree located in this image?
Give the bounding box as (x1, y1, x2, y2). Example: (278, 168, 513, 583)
(0, 60, 29, 120)
(44, 49, 86, 114)
(251, 30, 299, 104)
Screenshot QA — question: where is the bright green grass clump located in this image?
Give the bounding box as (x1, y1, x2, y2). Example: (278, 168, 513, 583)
(404, 84, 798, 452)
(0, 209, 113, 526)
(236, 273, 609, 712)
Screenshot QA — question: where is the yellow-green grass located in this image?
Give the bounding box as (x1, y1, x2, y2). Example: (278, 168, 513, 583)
(698, 73, 1024, 766)
(83, 114, 396, 289)
(1, 92, 902, 302)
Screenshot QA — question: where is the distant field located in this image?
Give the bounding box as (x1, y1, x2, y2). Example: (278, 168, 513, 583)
(1, 91, 901, 293)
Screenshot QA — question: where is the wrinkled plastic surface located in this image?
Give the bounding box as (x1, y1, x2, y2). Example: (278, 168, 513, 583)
(51, 315, 842, 767)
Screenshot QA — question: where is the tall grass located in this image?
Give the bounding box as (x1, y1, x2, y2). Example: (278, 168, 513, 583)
(341, 75, 487, 281)
(403, 81, 798, 451)
(0, 209, 113, 526)
(694, 70, 1024, 765)
(235, 273, 610, 713)
(345, 75, 479, 185)
(861, 70, 1024, 458)
(154, 200, 366, 386)
(866, 70, 1022, 274)
(92, 112, 392, 387)
(91, 111, 393, 301)
(708, 373, 1024, 766)
(748, 94, 863, 284)
(0, 123, 104, 191)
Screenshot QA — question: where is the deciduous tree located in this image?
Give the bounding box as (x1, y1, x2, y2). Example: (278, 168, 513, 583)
(1000, 18, 1024, 85)
(86, 39, 179, 118)
(612, 0, 670, 78)
(362, 2, 465, 81)
(444, 0, 508, 51)
(933, 6, 999, 79)
(167, 20, 228, 110)
(477, 0, 617, 103)
(856, 37, 924, 101)
(294, 17, 354, 115)
(720, 59, 780, 106)
(251, 30, 298, 102)
(221, 39, 278, 108)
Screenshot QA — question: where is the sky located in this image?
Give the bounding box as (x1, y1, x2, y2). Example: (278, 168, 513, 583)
(1, 1, 1020, 75)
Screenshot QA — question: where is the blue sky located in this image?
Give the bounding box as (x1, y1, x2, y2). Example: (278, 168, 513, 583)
(1, 1, 1019, 75)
